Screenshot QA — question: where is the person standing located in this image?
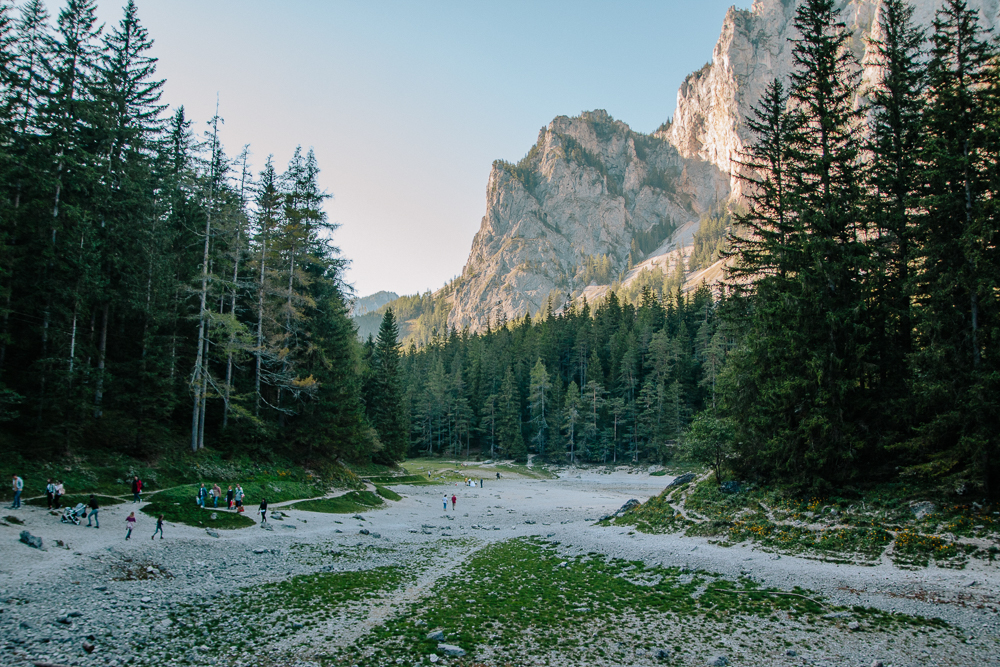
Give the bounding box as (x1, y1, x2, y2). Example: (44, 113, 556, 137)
(442, 494, 448, 511)
(234, 485, 244, 509)
(480, 478, 483, 488)
(11, 474, 23, 509)
(53, 480, 64, 509)
(258, 498, 268, 525)
(226, 485, 234, 510)
(451, 494, 457, 511)
(87, 494, 100, 528)
(46, 479, 55, 509)
(131, 476, 142, 503)
(496, 472, 500, 480)
(125, 512, 136, 540)
(197, 484, 208, 508)
(212, 484, 222, 508)
(152, 514, 164, 540)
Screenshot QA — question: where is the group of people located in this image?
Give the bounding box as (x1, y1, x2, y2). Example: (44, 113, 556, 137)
(45, 479, 66, 509)
(194, 482, 247, 511)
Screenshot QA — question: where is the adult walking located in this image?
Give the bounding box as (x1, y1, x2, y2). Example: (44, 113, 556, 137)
(451, 494, 457, 511)
(496, 471, 500, 480)
(131, 476, 142, 503)
(125, 512, 136, 540)
(226, 485, 234, 510)
(212, 484, 222, 508)
(10, 474, 23, 509)
(442, 494, 448, 511)
(234, 485, 244, 509)
(152, 514, 164, 540)
(87, 494, 100, 528)
(259, 498, 268, 524)
(197, 483, 208, 507)
(46, 479, 55, 509)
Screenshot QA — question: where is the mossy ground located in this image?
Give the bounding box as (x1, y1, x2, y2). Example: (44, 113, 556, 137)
(290, 490, 385, 514)
(615, 476, 1000, 569)
(401, 457, 556, 482)
(155, 537, 964, 666)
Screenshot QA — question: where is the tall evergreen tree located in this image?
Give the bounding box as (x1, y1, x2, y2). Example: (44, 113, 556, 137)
(367, 308, 408, 463)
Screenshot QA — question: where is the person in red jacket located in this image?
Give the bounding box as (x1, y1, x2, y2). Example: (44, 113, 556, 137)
(131, 476, 143, 503)
(451, 494, 457, 511)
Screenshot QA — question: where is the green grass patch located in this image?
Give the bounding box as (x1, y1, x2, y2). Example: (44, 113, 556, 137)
(615, 475, 997, 568)
(333, 538, 952, 665)
(290, 490, 384, 514)
(26, 494, 124, 508)
(364, 473, 438, 485)
(375, 485, 402, 501)
(141, 485, 254, 529)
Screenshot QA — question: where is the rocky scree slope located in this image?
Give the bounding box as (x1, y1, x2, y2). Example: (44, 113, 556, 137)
(448, 110, 728, 332)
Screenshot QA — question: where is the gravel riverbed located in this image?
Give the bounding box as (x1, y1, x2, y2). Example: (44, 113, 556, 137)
(1, 468, 998, 666)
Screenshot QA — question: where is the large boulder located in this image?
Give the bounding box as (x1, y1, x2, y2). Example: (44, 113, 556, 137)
(667, 473, 696, 488)
(19, 531, 42, 549)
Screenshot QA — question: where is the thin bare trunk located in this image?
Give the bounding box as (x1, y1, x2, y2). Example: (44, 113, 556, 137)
(93, 303, 109, 418)
(255, 234, 266, 417)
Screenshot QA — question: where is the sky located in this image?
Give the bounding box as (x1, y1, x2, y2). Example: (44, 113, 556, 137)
(93, 0, 752, 298)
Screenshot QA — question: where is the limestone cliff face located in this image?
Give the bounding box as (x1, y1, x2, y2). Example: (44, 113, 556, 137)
(447, 111, 728, 332)
(667, 0, 1000, 182)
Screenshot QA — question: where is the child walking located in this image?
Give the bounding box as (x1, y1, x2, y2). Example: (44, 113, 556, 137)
(152, 514, 164, 540)
(125, 512, 136, 540)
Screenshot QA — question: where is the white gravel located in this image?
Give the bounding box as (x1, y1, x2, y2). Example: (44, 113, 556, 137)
(1, 467, 998, 666)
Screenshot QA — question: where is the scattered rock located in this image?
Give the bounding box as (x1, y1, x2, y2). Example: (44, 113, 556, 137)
(253, 548, 268, 554)
(600, 498, 641, 521)
(909, 501, 936, 520)
(57, 615, 72, 624)
(352, 515, 365, 521)
(428, 655, 439, 664)
(205, 529, 220, 538)
(291, 622, 304, 629)
(785, 649, 797, 657)
(719, 481, 741, 494)
(655, 648, 670, 659)
(67, 610, 82, 617)
(19, 530, 43, 549)
(707, 657, 728, 667)
(371, 532, 381, 538)
(437, 643, 466, 657)
(5, 515, 24, 525)
(848, 621, 861, 631)
(261, 523, 274, 531)
(210, 513, 218, 520)
(524, 520, 536, 524)
(280, 524, 296, 530)
(426, 629, 445, 641)
(83, 640, 95, 653)
(667, 473, 696, 488)
(871, 661, 883, 667)
(359, 528, 370, 536)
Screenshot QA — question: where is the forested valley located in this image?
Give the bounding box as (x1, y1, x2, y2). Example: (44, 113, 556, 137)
(0, 0, 385, 466)
(395, 0, 1000, 497)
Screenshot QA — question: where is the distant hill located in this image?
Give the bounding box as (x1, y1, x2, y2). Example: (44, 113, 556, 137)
(350, 291, 399, 317)
(352, 288, 454, 347)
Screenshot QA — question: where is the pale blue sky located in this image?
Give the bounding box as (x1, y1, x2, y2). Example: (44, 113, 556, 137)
(95, 1, 751, 297)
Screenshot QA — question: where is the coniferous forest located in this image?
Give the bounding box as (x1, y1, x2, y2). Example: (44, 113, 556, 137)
(397, 0, 1000, 497)
(2, 0, 998, 499)
(0, 0, 382, 464)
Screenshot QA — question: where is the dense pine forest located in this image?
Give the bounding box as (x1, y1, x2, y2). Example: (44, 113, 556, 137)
(0, 0, 385, 465)
(396, 0, 1000, 497)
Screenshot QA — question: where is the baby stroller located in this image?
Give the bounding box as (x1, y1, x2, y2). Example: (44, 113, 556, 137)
(60, 503, 87, 525)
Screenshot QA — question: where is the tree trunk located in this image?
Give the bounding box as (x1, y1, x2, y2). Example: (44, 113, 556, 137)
(93, 303, 109, 418)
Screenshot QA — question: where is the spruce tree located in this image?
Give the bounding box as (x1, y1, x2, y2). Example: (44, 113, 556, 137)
(368, 308, 408, 463)
(912, 0, 999, 493)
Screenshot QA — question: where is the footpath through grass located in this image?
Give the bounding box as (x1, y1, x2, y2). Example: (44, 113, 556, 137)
(614, 475, 1000, 569)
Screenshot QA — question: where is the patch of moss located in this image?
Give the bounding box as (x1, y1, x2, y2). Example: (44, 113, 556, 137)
(290, 491, 384, 514)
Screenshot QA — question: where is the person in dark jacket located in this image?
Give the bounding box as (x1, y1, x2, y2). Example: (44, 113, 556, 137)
(226, 485, 234, 509)
(259, 498, 268, 524)
(152, 514, 164, 540)
(87, 494, 100, 528)
(131, 476, 142, 502)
